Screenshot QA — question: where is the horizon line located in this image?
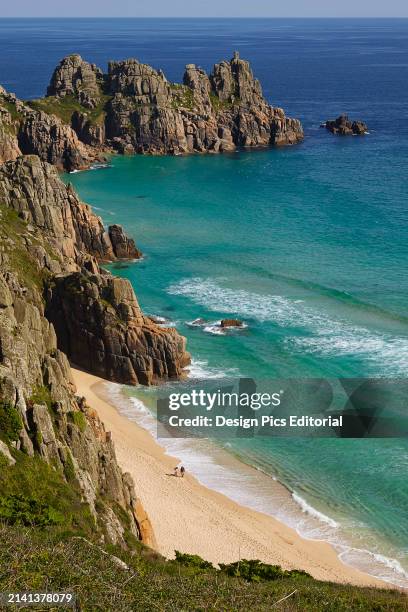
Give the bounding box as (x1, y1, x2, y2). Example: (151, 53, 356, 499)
(1, 16, 408, 20)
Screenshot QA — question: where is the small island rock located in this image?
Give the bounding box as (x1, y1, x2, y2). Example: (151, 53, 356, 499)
(324, 115, 368, 135)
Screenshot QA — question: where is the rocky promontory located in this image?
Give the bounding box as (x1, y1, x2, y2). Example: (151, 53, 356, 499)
(0, 52, 303, 171)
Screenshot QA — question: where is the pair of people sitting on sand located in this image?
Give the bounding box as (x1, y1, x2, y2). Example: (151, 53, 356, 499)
(173, 466, 185, 478)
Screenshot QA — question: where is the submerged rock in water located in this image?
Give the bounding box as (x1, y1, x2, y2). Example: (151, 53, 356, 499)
(324, 115, 368, 135)
(220, 319, 244, 328)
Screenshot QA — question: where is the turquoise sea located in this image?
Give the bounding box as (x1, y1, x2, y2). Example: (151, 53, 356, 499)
(2, 17, 407, 587)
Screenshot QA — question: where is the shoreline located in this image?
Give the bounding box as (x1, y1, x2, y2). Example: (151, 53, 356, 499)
(71, 368, 393, 589)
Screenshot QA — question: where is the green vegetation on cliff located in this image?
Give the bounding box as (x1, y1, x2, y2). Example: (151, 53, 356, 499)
(0, 204, 49, 292)
(170, 84, 195, 110)
(0, 402, 23, 443)
(0, 451, 94, 535)
(0, 523, 405, 610)
(28, 94, 111, 126)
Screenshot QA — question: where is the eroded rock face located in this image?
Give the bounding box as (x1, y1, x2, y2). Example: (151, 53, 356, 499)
(71, 111, 106, 146)
(109, 224, 142, 259)
(0, 156, 114, 266)
(0, 156, 189, 387)
(0, 154, 189, 546)
(0, 105, 21, 164)
(324, 115, 368, 135)
(0, 259, 152, 547)
(0, 52, 303, 169)
(18, 111, 91, 172)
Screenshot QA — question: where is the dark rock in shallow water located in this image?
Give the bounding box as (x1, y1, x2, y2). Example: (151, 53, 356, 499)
(220, 319, 244, 328)
(324, 115, 368, 135)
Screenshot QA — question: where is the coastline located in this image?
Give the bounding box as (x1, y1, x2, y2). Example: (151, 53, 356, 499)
(71, 367, 389, 589)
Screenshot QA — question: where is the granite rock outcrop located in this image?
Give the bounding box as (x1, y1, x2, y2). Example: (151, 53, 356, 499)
(0, 153, 190, 546)
(0, 52, 303, 170)
(0, 242, 152, 550)
(44, 51, 303, 156)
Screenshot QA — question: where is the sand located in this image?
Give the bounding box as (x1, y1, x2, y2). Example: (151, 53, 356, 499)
(71, 368, 387, 588)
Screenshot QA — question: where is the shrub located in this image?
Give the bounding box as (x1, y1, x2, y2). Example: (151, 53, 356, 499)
(0, 494, 64, 527)
(30, 386, 53, 412)
(174, 550, 214, 570)
(219, 559, 310, 582)
(68, 411, 87, 432)
(0, 402, 22, 442)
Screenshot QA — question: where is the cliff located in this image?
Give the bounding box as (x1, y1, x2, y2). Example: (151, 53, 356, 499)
(0, 156, 189, 385)
(0, 214, 150, 548)
(0, 86, 101, 171)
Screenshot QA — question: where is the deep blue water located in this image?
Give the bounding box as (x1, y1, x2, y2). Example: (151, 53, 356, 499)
(1, 18, 408, 586)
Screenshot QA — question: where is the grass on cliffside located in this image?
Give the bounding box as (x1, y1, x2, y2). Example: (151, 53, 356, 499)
(0, 452, 95, 536)
(0, 204, 48, 292)
(27, 94, 111, 126)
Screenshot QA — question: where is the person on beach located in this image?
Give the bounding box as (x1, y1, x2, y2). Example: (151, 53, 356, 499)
(180, 466, 185, 478)
(173, 467, 179, 477)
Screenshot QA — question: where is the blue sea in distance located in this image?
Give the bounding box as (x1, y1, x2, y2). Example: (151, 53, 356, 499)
(2, 18, 408, 586)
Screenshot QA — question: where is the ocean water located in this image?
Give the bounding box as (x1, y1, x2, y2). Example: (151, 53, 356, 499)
(2, 18, 408, 586)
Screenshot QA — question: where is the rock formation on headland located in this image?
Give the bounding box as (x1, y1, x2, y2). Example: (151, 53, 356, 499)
(324, 115, 368, 135)
(0, 52, 303, 170)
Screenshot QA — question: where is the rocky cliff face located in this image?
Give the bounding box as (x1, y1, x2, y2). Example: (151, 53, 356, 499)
(0, 156, 139, 267)
(0, 156, 190, 385)
(0, 91, 22, 164)
(44, 51, 303, 156)
(0, 217, 153, 548)
(47, 53, 103, 101)
(46, 273, 189, 385)
(0, 87, 99, 171)
(0, 52, 302, 170)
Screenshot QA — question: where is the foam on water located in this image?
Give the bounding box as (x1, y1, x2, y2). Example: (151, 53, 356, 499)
(186, 358, 239, 380)
(292, 491, 339, 528)
(168, 278, 408, 376)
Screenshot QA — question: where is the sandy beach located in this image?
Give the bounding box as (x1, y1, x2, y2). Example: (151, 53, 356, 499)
(71, 368, 387, 588)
